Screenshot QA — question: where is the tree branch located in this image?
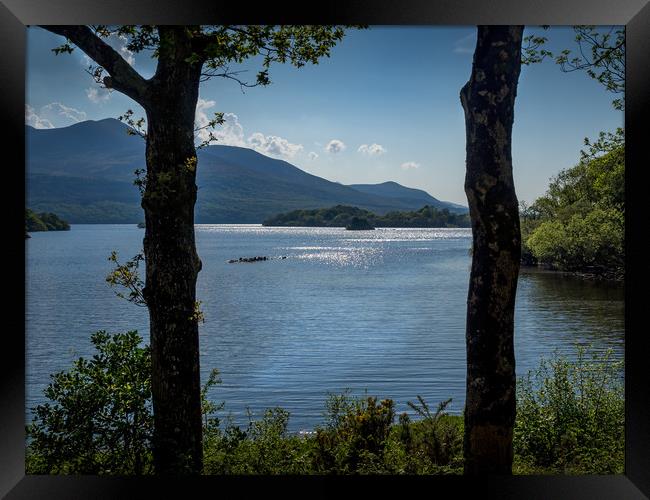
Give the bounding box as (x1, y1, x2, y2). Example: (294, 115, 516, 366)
(41, 25, 150, 106)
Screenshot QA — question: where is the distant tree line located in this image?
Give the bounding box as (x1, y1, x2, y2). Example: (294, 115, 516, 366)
(25, 208, 70, 234)
(263, 205, 471, 228)
(520, 137, 624, 280)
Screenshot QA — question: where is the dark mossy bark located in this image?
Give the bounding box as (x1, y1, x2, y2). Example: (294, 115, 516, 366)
(140, 27, 204, 475)
(460, 25, 524, 475)
(41, 25, 206, 475)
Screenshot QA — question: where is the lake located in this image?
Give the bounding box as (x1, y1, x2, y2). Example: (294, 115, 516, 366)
(25, 224, 624, 432)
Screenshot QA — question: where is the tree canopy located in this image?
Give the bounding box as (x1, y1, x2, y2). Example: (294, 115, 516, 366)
(521, 141, 624, 279)
(45, 25, 354, 139)
(523, 25, 624, 110)
(40, 23, 359, 475)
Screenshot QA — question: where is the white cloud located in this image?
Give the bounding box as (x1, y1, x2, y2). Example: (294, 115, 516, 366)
(400, 161, 420, 170)
(195, 99, 246, 146)
(25, 105, 54, 129)
(41, 102, 87, 123)
(195, 99, 302, 159)
(86, 86, 112, 104)
(248, 132, 303, 158)
(308, 151, 319, 160)
(211, 112, 246, 147)
(358, 143, 386, 156)
(26, 102, 87, 128)
(325, 139, 346, 154)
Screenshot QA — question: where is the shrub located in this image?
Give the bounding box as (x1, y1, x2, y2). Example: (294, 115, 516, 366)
(27, 333, 622, 476)
(26, 331, 153, 474)
(513, 345, 624, 474)
(310, 392, 463, 475)
(311, 392, 396, 474)
(399, 397, 464, 473)
(27, 331, 223, 475)
(203, 407, 312, 475)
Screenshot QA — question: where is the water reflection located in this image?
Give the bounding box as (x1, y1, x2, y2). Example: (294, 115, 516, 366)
(515, 268, 624, 377)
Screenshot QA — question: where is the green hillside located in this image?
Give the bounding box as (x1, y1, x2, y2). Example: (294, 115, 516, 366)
(27, 120, 468, 224)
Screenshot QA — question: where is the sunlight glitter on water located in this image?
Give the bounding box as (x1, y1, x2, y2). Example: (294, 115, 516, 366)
(26, 224, 623, 432)
(196, 224, 472, 241)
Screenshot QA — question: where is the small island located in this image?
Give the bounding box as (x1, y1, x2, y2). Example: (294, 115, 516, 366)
(26, 209, 70, 238)
(263, 205, 470, 228)
(345, 216, 375, 230)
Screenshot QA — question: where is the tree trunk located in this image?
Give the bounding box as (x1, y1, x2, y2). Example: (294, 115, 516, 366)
(39, 24, 207, 475)
(460, 25, 524, 475)
(141, 28, 204, 474)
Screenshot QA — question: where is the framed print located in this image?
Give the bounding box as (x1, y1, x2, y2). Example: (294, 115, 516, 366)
(1, 0, 649, 498)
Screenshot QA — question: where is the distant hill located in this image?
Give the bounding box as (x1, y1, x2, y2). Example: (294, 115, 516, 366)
(26, 119, 468, 223)
(350, 182, 469, 213)
(349, 181, 441, 207)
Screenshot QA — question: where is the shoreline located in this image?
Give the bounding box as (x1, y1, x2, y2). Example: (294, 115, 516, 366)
(519, 263, 624, 283)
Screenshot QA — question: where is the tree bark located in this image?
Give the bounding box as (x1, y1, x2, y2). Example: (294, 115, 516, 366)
(460, 25, 524, 475)
(41, 25, 207, 475)
(139, 27, 204, 474)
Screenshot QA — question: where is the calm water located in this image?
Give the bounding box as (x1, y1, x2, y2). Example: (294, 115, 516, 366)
(26, 225, 624, 431)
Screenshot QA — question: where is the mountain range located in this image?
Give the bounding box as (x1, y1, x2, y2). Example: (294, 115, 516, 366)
(26, 118, 467, 223)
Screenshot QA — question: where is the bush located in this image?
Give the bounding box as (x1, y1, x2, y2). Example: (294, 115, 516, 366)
(27, 332, 622, 475)
(26, 331, 153, 474)
(203, 407, 313, 474)
(309, 392, 463, 475)
(513, 345, 624, 474)
(397, 397, 464, 474)
(311, 392, 396, 473)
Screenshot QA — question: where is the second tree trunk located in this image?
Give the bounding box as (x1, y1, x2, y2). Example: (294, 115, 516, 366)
(460, 25, 524, 475)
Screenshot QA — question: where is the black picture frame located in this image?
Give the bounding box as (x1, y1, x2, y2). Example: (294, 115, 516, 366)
(2, 1, 649, 498)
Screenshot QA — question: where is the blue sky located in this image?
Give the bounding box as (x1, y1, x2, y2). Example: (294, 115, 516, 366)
(26, 26, 623, 206)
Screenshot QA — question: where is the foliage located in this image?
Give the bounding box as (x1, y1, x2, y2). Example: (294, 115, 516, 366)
(26, 331, 154, 474)
(401, 397, 464, 472)
(105, 251, 147, 306)
(68, 25, 354, 86)
(520, 142, 624, 279)
(311, 393, 396, 473)
(27, 336, 622, 475)
(522, 26, 624, 110)
(203, 408, 312, 474)
(520, 23, 625, 278)
(26, 331, 223, 475)
(105, 250, 205, 321)
(526, 209, 623, 273)
(25, 208, 70, 232)
(513, 346, 624, 474)
(263, 204, 471, 228)
(53, 25, 360, 148)
(301, 391, 464, 475)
